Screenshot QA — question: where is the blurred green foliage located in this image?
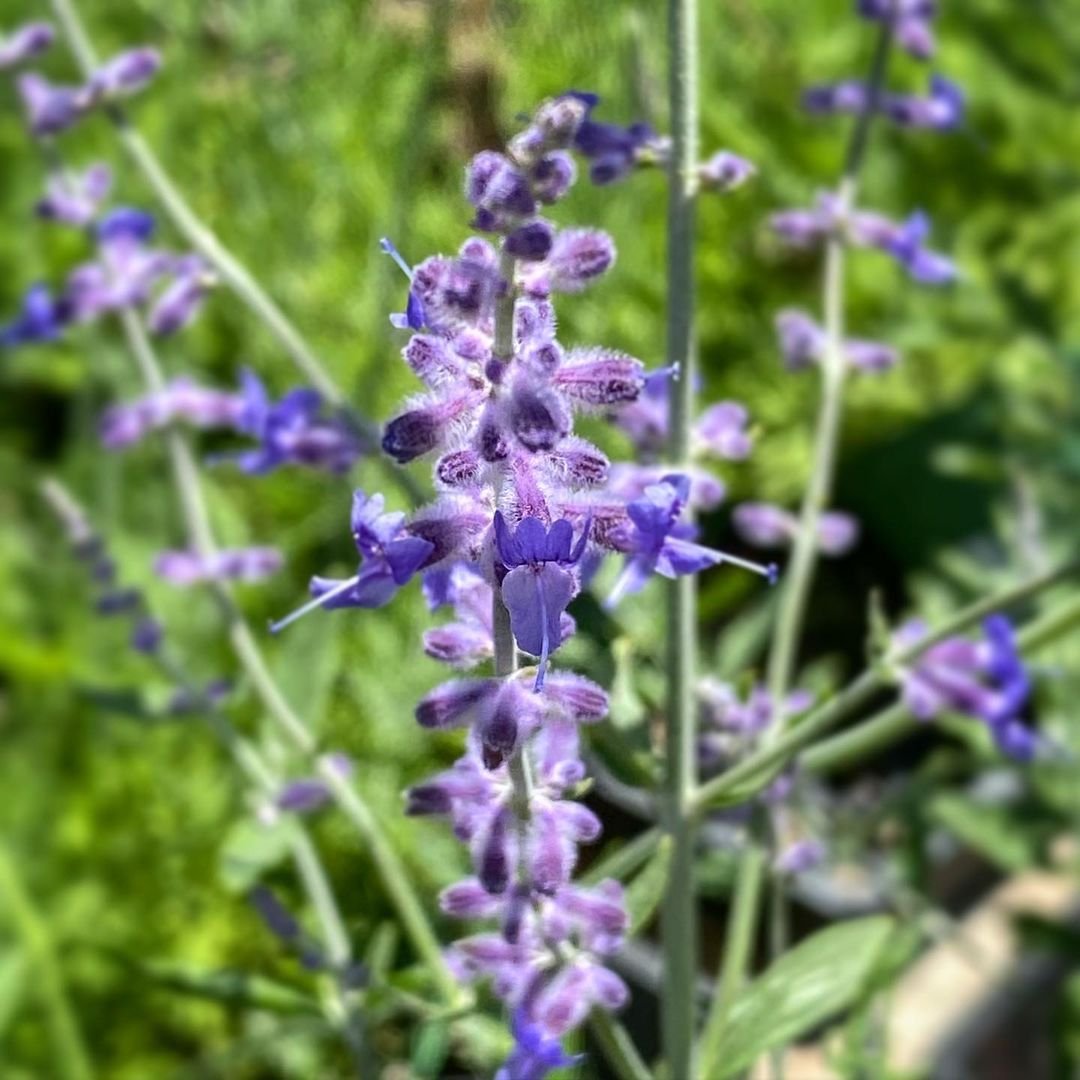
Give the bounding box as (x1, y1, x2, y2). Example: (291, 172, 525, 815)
(2, 0, 1080, 1075)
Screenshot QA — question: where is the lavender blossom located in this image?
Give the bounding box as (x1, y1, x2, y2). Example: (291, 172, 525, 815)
(897, 614, 1036, 760)
(154, 546, 283, 586)
(16, 72, 85, 136)
(563, 91, 662, 185)
(697, 151, 756, 193)
(497, 1009, 584, 1080)
(0, 283, 68, 347)
(100, 377, 245, 448)
(83, 48, 162, 104)
(270, 491, 433, 631)
(35, 164, 112, 227)
(607, 475, 776, 607)
(494, 513, 589, 689)
(225, 369, 363, 474)
(0, 22, 55, 70)
(884, 75, 965, 131)
(733, 502, 860, 556)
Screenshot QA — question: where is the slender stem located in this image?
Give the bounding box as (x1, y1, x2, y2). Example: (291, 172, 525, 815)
(0, 844, 94, 1080)
(588, 1011, 654, 1080)
(663, 0, 700, 1072)
(693, 558, 1080, 813)
(698, 842, 765, 1075)
(765, 23, 894, 717)
(766, 872, 790, 1080)
(114, 308, 459, 1005)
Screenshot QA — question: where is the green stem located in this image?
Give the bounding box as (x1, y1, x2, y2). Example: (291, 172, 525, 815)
(0, 843, 94, 1080)
(114, 308, 458, 1006)
(766, 873, 790, 1080)
(589, 1010, 654, 1080)
(698, 842, 765, 1075)
(663, 0, 700, 1072)
(765, 21, 894, 720)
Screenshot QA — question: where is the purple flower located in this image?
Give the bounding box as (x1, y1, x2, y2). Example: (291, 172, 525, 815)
(898, 615, 1036, 761)
(36, 164, 112, 227)
(695, 401, 752, 460)
(857, 1, 938, 59)
(273, 754, 354, 815)
(16, 72, 84, 136)
(884, 75, 965, 131)
(0, 22, 55, 70)
(802, 81, 869, 116)
(224, 369, 362, 474)
(774, 838, 826, 876)
(733, 502, 859, 556)
(850, 208, 958, 285)
(0, 283, 69, 347)
(494, 513, 589, 689)
(100, 377, 245, 449)
(154, 546, 283, 586)
(607, 476, 776, 607)
(564, 91, 660, 185)
(496, 1009, 584, 1080)
(84, 48, 162, 103)
(147, 258, 213, 336)
(698, 151, 756, 193)
(271, 491, 434, 632)
(775, 309, 825, 370)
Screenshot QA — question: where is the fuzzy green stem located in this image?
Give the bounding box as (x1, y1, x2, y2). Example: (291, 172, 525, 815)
(662, 0, 701, 1072)
(765, 22, 894, 720)
(0, 843, 94, 1080)
(589, 1011, 654, 1080)
(114, 309, 458, 1006)
(699, 842, 765, 1074)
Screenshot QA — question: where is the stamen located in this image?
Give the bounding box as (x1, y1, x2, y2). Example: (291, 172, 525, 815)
(379, 237, 413, 281)
(719, 550, 779, 584)
(269, 575, 360, 634)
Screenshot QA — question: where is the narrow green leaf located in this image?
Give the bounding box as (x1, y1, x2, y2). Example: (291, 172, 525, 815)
(135, 959, 319, 1014)
(625, 835, 672, 935)
(929, 792, 1037, 873)
(0, 946, 29, 1037)
(716, 916, 895, 1078)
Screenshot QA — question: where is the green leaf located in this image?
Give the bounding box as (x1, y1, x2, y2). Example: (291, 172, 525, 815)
(218, 818, 292, 893)
(626, 835, 672, 935)
(0, 947, 29, 1038)
(410, 1020, 450, 1078)
(715, 916, 895, 1078)
(929, 792, 1038, 873)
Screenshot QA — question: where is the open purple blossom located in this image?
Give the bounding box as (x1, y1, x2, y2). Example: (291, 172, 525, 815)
(0, 283, 69, 347)
(270, 491, 433, 632)
(562, 91, 662, 185)
(496, 1009, 584, 1080)
(222, 369, 363, 474)
(857, 0, 938, 60)
(884, 75, 965, 131)
(0, 22, 55, 70)
(606, 475, 776, 608)
(16, 72, 85, 137)
(154, 546, 283, 586)
(897, 615, 1036, 761)
(878, 210, 958, 285)
(35, 163, 112, 227)
(698, 679, 813, 768)
(494, 512, 589, 690)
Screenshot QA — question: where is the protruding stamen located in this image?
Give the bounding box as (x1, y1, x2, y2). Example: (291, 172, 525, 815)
(269, 575, 360, 634)
(379, 237, 414, 281)
(720, 550, 779, 583)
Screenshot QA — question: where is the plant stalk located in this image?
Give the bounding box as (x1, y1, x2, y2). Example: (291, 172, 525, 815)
(663, 0, 701, 1072)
